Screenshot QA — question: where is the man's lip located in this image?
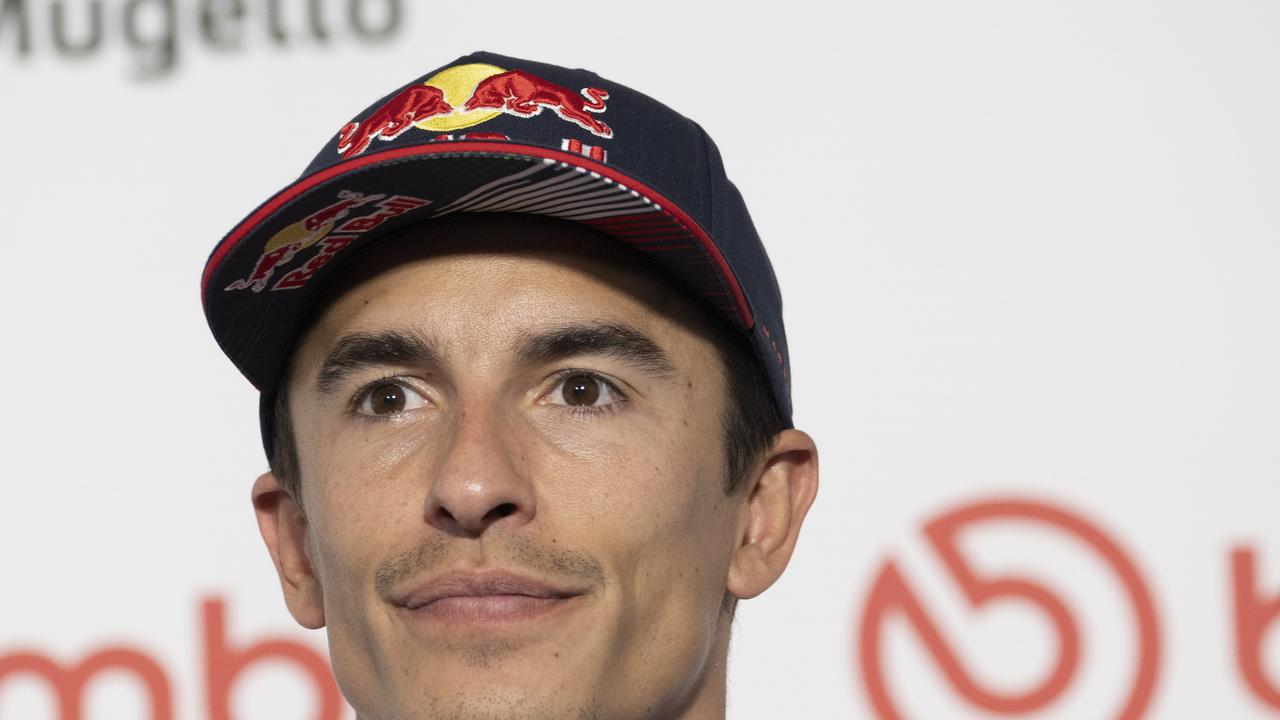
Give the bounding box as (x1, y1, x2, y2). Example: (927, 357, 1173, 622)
(394, 570, 583, 610)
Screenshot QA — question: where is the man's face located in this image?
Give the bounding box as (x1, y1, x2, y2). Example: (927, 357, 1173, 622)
(280, 217, 749, 719)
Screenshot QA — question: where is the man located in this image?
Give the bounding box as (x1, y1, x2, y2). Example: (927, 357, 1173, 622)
(202, 51, 819, 719)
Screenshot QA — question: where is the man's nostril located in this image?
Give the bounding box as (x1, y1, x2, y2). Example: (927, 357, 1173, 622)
(485, 502, 518, 522)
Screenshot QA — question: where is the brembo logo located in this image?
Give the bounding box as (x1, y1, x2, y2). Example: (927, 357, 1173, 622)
(0, 0, 402, 78)
(858, 498, 1160, 719)
(0, 597, 344, 719)
(856, 497, 1280, 718)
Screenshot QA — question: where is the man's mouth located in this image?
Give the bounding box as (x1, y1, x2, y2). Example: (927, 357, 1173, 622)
(394, 569, 585, 624)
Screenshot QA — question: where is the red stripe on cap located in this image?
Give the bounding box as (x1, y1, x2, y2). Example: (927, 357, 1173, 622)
(201, 142, 753, 328)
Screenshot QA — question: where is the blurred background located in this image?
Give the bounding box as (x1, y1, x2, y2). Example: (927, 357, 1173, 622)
(2, 0, 1279, 717)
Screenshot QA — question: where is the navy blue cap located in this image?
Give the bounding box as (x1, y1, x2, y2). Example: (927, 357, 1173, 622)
(201, 51, 792, 458)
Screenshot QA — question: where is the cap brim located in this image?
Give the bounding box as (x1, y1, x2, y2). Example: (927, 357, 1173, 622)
(202, 141, 754, 394)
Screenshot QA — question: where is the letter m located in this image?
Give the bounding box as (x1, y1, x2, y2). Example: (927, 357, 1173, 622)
(0, 0, 30, 54)
(0, 648, 172, 719)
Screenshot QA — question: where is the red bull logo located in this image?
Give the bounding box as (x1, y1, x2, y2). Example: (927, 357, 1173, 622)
(334, 63, 614, 158)
(462, 69, 611, 138)
(224, 191, 431, 294)
(337, 85, 454, 159)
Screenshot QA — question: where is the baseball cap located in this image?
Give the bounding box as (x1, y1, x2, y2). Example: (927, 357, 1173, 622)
(200, 50, 793, 459)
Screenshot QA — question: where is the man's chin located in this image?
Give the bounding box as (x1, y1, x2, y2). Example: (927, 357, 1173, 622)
(359, 632, 604, 718)
(362, 677, 598, 720)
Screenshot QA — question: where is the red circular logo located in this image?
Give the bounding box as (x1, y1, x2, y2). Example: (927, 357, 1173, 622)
(857, 498, 1161, 718)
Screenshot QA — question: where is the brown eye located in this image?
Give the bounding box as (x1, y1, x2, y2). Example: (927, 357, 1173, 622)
(356, 381, 428, 416)
(561, 374, 601, 406)
(369, 384, 405, 414)
(547, 372, 624, 412)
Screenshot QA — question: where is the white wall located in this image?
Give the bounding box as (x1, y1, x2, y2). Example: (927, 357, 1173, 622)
(2, 0, 1279, 717)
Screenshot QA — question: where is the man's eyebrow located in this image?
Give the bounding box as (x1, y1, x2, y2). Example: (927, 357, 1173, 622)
(514, 323, 675, 377)
(315, 329, 441, 393)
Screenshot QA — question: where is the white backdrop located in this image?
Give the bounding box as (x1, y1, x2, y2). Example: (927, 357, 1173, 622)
(2, 0, 1279, 718)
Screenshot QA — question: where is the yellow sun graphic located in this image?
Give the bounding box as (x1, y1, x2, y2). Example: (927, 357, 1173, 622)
(264, 221, 330, 253)
(415, 63, 506, 132)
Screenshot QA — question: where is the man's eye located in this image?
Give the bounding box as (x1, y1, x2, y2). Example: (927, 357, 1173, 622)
(548, 373, 624, 409)
(355, 381, 429, 416)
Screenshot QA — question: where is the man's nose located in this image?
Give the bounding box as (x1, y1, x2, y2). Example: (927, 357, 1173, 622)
(424, 401, 536, 536)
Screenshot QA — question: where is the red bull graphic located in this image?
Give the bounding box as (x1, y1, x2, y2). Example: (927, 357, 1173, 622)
(224, 191, 431, 294)
(334, 63, 614, 158)
(337, 85, 454, 159)
(301, 190, 383, 232)
(462, 70, 612, 139)
(224, 190, 385, 293)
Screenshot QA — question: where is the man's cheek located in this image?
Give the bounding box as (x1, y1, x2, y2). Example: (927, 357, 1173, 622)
(303, 427, 441, 531)
(306, 521, 367, 603)
(526, 402, 672, 459)
(559, 451, 688, 531)
(305, 489, 401, 605)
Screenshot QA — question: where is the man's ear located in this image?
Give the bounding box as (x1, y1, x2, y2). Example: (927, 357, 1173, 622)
(726, 429, 820, 600)
(252, 471, 326, 629)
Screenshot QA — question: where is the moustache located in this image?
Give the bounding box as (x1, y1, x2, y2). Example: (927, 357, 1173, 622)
(374, 532, 606, 600)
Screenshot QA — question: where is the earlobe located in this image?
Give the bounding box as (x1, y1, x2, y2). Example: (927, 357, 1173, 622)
(251, 471, 327, 629)
(726, 429, 820, 600)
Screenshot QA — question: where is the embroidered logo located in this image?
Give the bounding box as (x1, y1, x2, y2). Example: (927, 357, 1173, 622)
(334, 63, 613, 158)
(224, 191, 431, 293)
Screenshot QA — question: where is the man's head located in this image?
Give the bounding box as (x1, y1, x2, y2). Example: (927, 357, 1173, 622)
(203, 51, 818, 719)
(249, 215, 817, 718)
